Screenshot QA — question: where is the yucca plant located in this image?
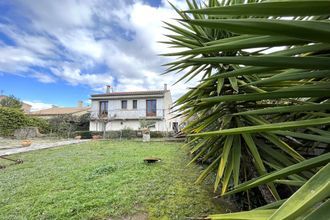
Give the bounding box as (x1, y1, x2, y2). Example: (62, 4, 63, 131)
(161, 0, 330, 217)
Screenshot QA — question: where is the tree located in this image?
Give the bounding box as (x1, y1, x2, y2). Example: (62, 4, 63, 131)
(0, 95, 22, 109)
(162, 0, 330, 218)
(48, 115, 78, 138)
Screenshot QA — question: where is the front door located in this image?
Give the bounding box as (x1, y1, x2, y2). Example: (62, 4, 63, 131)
(146, 99, 156, 116)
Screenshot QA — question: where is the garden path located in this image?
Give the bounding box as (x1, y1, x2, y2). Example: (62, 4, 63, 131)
(0, 139, 90, 156)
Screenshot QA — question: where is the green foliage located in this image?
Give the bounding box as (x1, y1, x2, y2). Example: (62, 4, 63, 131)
(0, 141, 224, 219)
(105, 131, 121, 139)
(48, 115, 75, 137)
(27, 117, 50, 134)
(150, 131, 166, 138)
(121, 127, 136, 139)
(0, 95, 22, 109)
(162, 0, 330, 216)
(0, 107, 49, 136)
(210, 162, 330, 220)
(48, 113, 90, 137)
(76, 113, 91, 131)
(0, 107, 29, 136)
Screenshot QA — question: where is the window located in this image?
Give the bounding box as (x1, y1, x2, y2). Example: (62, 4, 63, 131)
(172, 122, 179, 133)
(133, 100, 137, 109)
(146, 99, 157, 116)
(121, 100, 127, 109)
(99, 101, 108, 116)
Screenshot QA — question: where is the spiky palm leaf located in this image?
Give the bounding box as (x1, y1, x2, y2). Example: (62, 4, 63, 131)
(162, 0, 330, 207)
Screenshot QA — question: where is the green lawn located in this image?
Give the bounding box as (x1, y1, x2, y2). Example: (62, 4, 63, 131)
(0, 140, 224, 219)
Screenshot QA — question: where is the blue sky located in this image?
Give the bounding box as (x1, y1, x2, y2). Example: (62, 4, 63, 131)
(0, 0, 189, 111)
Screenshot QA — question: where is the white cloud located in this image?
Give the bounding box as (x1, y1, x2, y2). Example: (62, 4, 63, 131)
(23, 100, 54, 112)
(51, 65, 113, 88)
(1, 0, 195, 101)
(0, 46, 45, 73)
(16, 0, 95, 30)
(31, 72, 56, 83)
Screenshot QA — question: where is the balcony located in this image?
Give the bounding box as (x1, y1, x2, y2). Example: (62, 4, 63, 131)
(90, 109, 164, 120)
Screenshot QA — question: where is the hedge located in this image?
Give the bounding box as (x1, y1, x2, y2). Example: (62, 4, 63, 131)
(0, 107, 50, 136)
(72, 130, 171, 139)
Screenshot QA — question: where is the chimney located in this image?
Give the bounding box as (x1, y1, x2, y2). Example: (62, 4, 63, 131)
(164, 83, 168, 91)
(77, 100, 83, 108)
(106, 85, 111, 94)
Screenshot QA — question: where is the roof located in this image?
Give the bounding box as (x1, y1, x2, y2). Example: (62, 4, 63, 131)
(91, 90, 169, 99)
(29, 107, 90, 116)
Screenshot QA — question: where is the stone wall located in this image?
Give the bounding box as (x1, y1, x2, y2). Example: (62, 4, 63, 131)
(14, 127, 41, 139)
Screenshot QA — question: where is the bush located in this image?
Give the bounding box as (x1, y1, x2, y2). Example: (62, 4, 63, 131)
(120, 127, 136, 139)
(27, 117, 50, 134)
(150, 131, 167, 138)
(76, 113, 90, 131)
(0, 107, 50, 136)
(48, 114, 90, 138)
(48, 115, 74, 137)
(0, 107, 29, 136)
(105, 131, 121, 139)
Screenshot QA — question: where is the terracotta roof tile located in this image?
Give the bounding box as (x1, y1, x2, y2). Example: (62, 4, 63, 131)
(29, 107, 90, 116)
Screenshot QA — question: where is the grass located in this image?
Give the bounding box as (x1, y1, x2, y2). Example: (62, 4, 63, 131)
(0, 140, 224, 219)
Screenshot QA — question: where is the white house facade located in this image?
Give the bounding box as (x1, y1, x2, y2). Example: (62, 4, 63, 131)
(89, 85, 179, 132)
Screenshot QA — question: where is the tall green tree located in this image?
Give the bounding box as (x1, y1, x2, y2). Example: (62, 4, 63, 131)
(162, 0, 330, 218)
(0, 95, 23, 109)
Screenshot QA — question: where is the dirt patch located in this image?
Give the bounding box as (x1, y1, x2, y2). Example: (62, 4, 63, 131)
(109, 212, 148, 220)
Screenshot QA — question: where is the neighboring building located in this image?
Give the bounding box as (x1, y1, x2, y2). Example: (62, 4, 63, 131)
(89, 84, 179, 132)
(0, 95, 32, 113)
(29, 101, 90, 119)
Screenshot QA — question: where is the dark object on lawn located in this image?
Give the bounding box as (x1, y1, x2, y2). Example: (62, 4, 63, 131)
(0, 156, 23, 164)
(144, 157, 161, 163)
(0, 156, 23, 170)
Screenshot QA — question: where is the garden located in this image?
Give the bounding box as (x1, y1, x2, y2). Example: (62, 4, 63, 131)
(1, 0, 330, 219)
(0, 141, 224, 219)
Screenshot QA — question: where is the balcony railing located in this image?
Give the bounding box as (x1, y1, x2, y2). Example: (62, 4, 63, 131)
(90, 108, 165, 120)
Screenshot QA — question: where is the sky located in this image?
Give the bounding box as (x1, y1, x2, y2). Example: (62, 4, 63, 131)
(0, 0, 194, 111)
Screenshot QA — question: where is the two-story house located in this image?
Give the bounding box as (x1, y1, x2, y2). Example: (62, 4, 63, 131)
(89, 84, 179, 132)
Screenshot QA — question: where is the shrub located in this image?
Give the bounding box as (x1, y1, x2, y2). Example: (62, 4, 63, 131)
(27, 117, 50, 134)
(0, 107, 50, 136)
(105, 131, 121, 139)
(0, 107, 29, 136)
(76, 113, 90, 131)
(48, 114, 90, 137)
(48, 115, 77, 137)
(150, 131, 166, 138)
(120, 127, 136, 139)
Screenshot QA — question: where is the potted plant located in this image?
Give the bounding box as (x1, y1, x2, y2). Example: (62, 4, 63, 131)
(21, 127, 33, 147)
(21, 140, 32, 147)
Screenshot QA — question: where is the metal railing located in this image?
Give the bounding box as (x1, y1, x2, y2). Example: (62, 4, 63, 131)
(90, 108, 165, 120)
